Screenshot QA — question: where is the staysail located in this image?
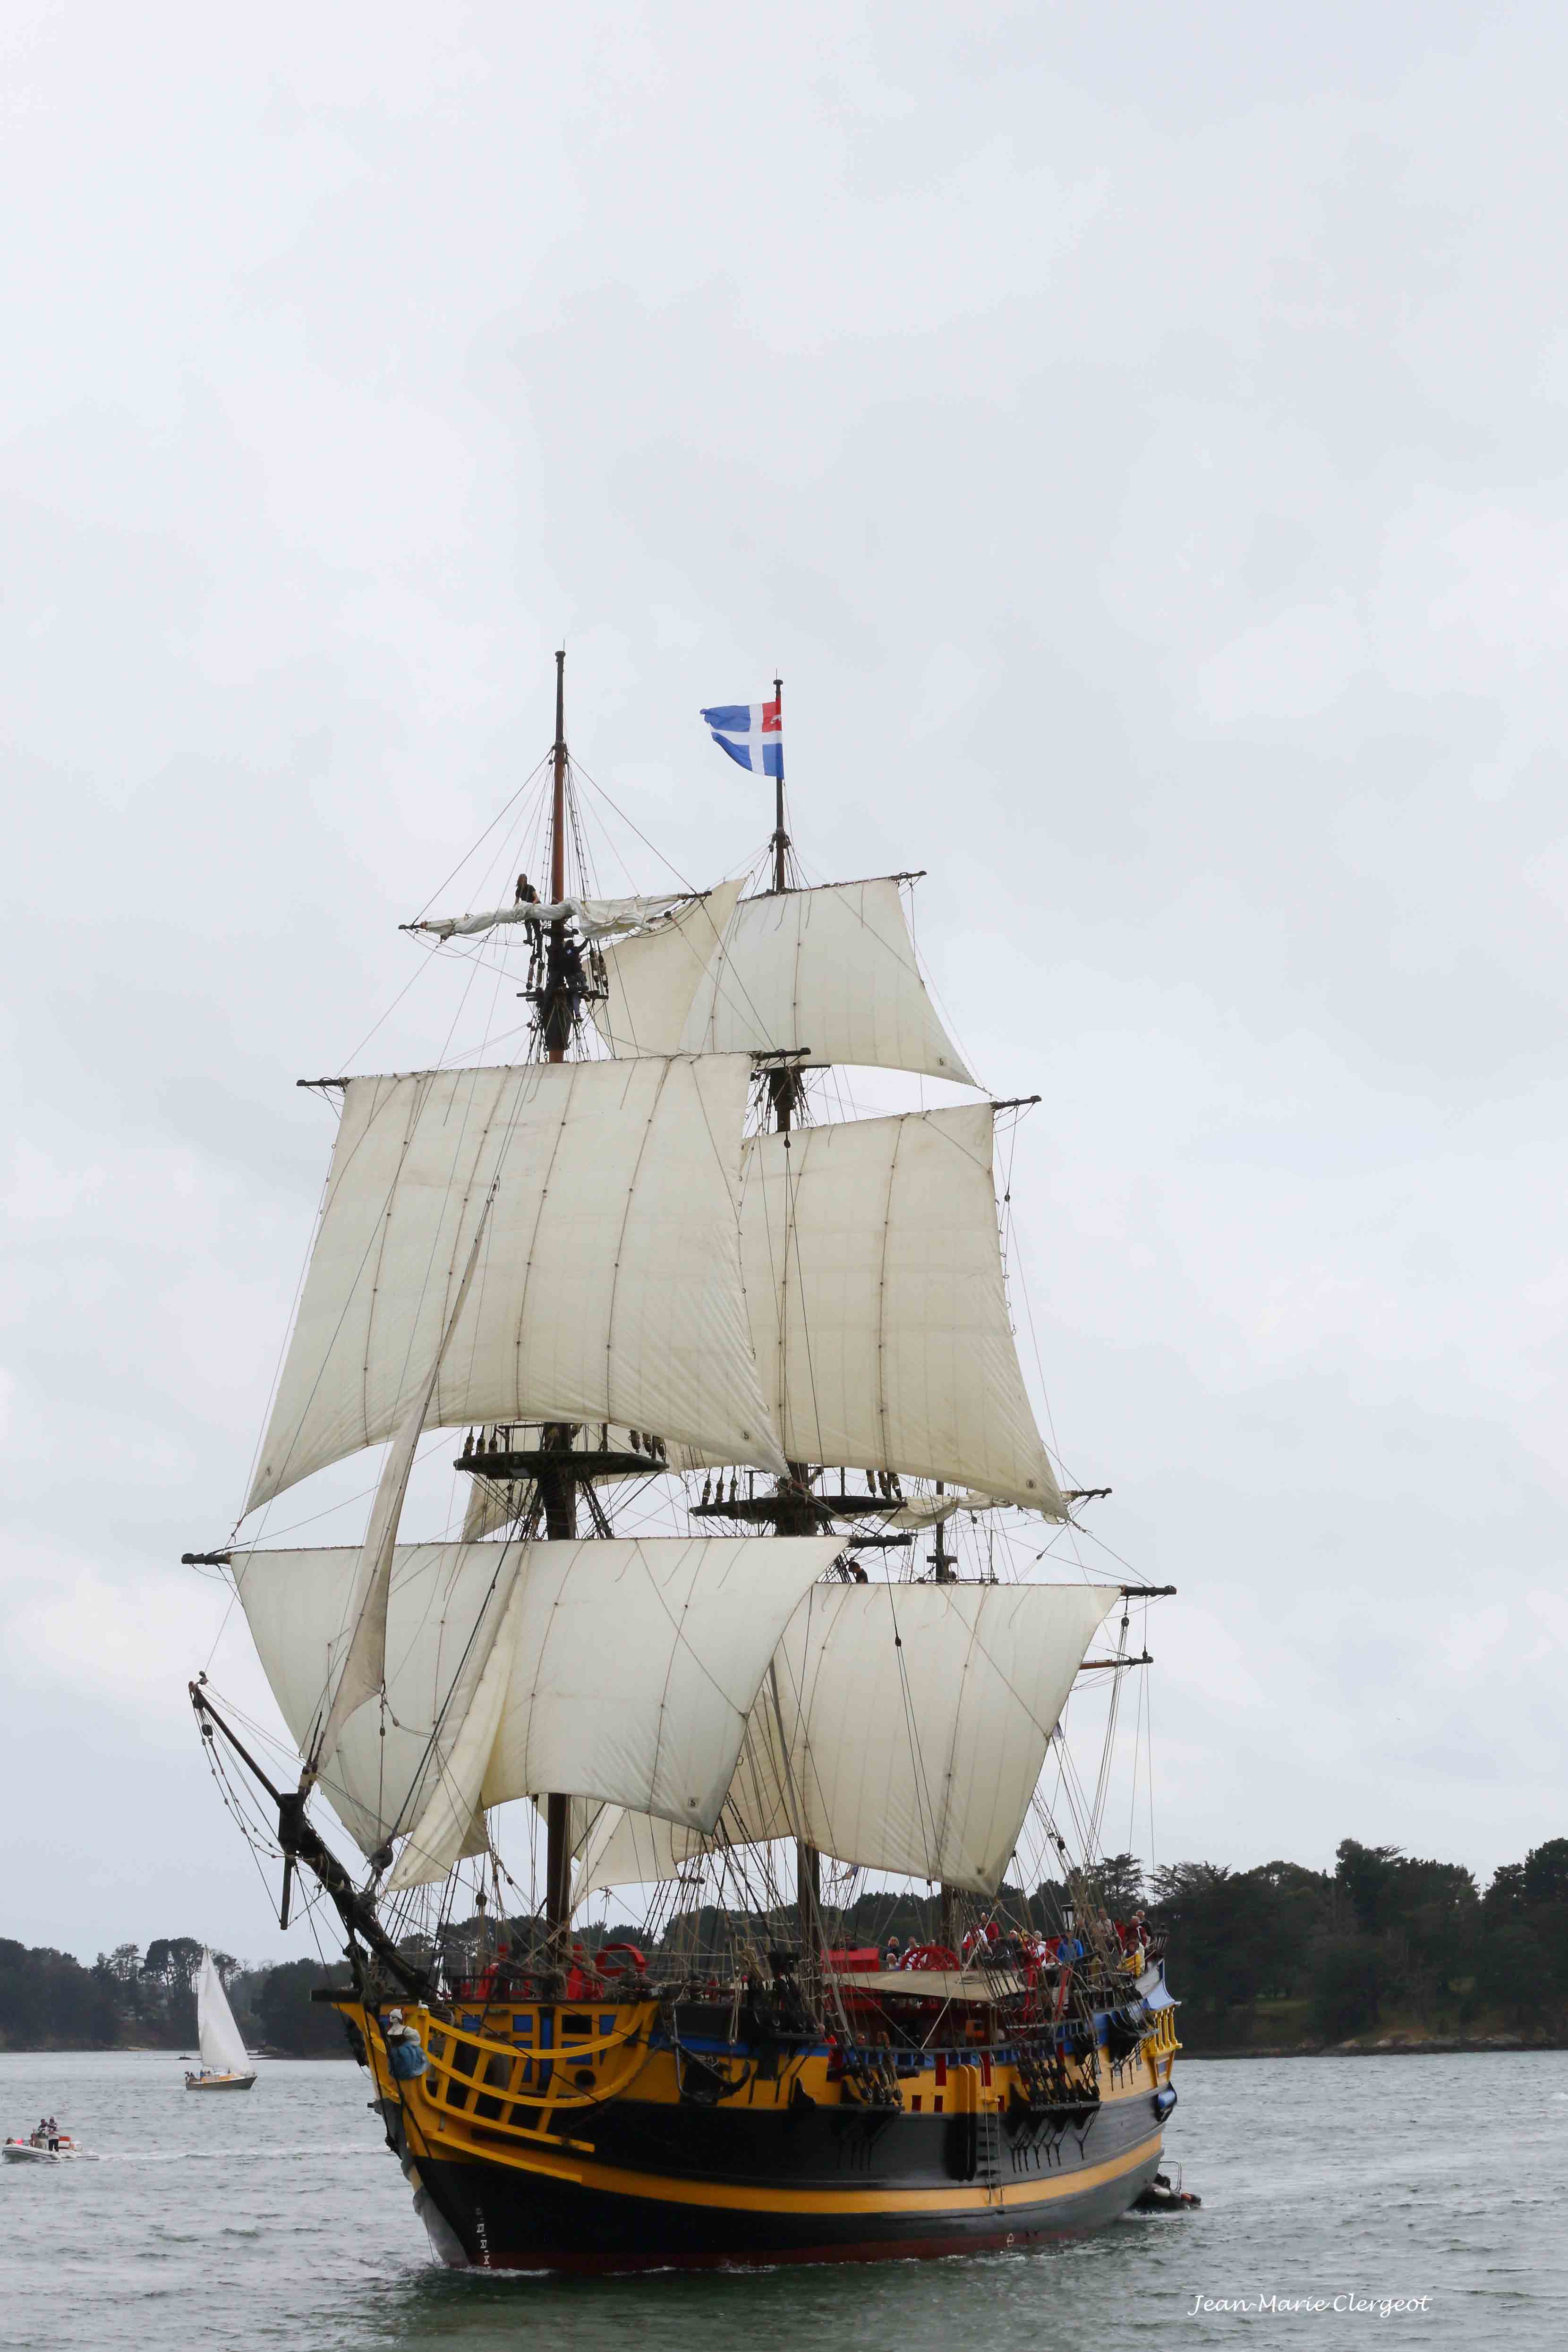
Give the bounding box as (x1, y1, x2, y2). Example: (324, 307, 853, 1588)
(572, 1582, 1120, 1900)
(233, 1535, 844, 1863)
(247, 1054, 784, 1512)
(196, 1950, 251, 2076)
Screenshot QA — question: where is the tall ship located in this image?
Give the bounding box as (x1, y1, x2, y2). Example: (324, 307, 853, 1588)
(186, 658, 1179, 2271)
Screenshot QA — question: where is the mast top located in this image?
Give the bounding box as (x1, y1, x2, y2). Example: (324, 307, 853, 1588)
(770, 673, 789, 897)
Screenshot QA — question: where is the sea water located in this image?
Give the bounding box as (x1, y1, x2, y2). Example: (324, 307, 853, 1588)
(0, 2048, 1562, 2348)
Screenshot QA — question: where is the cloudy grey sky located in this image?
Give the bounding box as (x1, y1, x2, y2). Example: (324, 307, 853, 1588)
(5, 1, 1566, 1964)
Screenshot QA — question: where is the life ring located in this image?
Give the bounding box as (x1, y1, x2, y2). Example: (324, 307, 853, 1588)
(898, 1943, 960, 1972)
(594, 1942, 648, 1980)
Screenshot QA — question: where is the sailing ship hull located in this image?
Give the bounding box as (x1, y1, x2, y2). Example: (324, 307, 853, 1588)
(184, 2071, 257, 2091)
(397, 2103, 1162, 2272)
(356, 1995, 1176, 2274)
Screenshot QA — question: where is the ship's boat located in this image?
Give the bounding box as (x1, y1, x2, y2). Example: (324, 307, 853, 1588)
(184, 1949, 258, 2089)
(185, 658, 1178, 2271)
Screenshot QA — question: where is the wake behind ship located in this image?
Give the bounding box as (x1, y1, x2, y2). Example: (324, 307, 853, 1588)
(186, 656, 1179, 2270)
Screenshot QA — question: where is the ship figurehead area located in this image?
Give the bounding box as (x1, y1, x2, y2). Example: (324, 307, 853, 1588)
(185, 656, 1179, 2272)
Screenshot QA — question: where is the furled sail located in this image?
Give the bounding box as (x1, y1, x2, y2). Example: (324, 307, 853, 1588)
(196, 1950, 251, 2076)
(233, 1535, 844, 1861)
(590, 881, 744, 1057)
(678, 879, 975, 1084)
(739, 1106, 1064, 1513)
(409, 892, 695, 943)
(247, 1054, 784, 1513)
(572, 1582, 1121, 1900)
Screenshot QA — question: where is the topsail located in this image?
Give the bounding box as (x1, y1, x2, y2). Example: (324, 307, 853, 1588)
(596, 878, 973, 1084)
(248, 1053, 783, 1512)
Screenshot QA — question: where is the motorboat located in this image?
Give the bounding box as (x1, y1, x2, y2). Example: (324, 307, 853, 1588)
(3, 2132, 89, 2162)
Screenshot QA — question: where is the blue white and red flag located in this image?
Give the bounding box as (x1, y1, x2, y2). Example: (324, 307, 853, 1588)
(699, 700, 783, 777)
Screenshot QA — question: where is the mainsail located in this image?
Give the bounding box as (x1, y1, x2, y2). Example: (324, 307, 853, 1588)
(196, 1950, 251, 2076)
(248, 1053, 784, 1512)
(234, 1536, 844, 1864)
(571, 1582, 1120, 1900)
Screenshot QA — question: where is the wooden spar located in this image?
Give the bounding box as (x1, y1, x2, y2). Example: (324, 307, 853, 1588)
(545, 647, 570, 1065)
(761, 671, 821, 1947)
(770, 671, 788, 895)
(542, 648, 577, 1936)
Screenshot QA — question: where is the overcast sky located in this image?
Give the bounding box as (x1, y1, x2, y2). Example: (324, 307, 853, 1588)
(6, 1, 1567, 1964)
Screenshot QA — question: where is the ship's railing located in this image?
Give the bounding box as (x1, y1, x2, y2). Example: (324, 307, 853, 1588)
(404, 2001, 659, 2148)
(1146, 2005, 1180, 2058)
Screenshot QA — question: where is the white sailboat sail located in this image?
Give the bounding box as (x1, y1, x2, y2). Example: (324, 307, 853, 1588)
(247, 1053, 784, 1513)
(196, 1950, 251, 2076)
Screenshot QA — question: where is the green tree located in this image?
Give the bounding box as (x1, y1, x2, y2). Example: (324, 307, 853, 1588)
(1474, 1922, 1548, 2028)
(1523, 1840, 1568, 1909)
(255, 1959, 348, 2055)
(1312, 1937, 1387, 2039)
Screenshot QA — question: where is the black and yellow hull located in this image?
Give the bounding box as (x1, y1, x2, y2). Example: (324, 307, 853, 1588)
(354, 1990, 1178, 2273)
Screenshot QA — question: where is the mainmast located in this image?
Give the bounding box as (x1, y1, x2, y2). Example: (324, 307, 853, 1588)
(540, 648, 577, 1936)
(759, 673, 822, 1942)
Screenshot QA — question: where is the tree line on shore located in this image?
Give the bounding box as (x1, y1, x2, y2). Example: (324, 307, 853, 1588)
(4, 1834, 1564, 2053)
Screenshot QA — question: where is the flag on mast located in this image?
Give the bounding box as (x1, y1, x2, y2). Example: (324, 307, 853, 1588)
(699, 700, 783, 776)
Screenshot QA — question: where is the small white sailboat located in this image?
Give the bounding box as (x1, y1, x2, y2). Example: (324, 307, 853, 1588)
(184, 1949, 257, 2090)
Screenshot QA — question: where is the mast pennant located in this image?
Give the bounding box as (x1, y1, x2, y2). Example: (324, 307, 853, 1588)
(247, 1054, 785, 1514)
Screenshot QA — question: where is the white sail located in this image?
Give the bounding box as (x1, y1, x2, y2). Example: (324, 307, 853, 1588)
(196, 1950, 251, 2077)
(310, 1194, 495, 1771)
(234, 1536, 844, 1859)
(410, 892, 696, 943)
(573, 1802, 708, 1904)
(247, 1054, 784, 1513)
(590, 881, 745, 1056)
(739, 1106, 1064, 1513)
(386, 1569, 528, 1890)
(573, 1582, 1120, 1900)
(478, 1535, 844, 1831)
(678, 879, 975, 1084)
(236, 1539, 525, 1858)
